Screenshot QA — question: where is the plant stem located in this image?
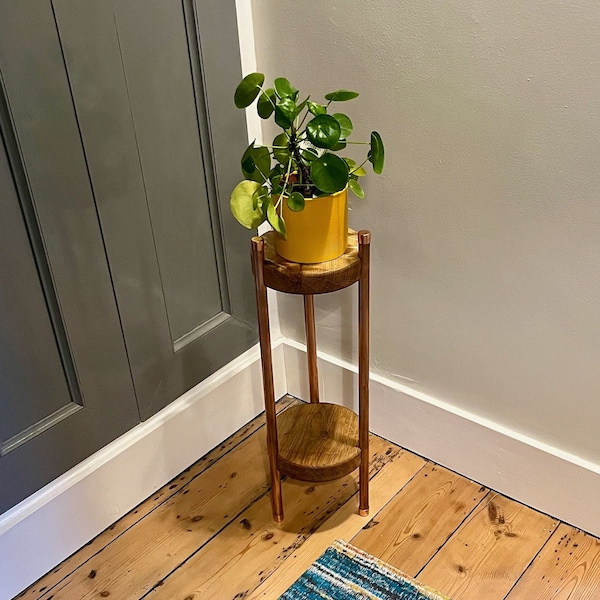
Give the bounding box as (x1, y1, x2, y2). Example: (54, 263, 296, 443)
(288, 132, 314, 197)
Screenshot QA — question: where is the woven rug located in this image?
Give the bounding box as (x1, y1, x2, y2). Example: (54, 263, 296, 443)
(279, 539, 451, 599)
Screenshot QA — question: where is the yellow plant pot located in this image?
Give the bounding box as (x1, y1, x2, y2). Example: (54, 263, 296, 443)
(274, 188, 348, 264)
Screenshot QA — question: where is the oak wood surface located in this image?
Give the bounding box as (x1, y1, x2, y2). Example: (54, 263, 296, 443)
(277, 403, 361, 481)
(417, 492, 558, 600)
(259, 230, 361, 295)
(249, 449, 428, 599)
(20, 398, 600, 600)
(506, 523, 600, 600)
(351, 463, 489, 576)
(148, 436, 400, 600)
(36, 406, 295, 600)
(21, 396, 297, 600)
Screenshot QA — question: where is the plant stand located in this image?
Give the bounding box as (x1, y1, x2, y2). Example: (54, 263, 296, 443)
(251, 229, 371, 523)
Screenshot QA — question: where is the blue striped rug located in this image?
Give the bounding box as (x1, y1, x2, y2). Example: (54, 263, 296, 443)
(279, 539, 451, 599)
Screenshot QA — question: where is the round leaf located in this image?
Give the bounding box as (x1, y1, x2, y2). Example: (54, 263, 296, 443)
(234, 72, 265, 108)
(272, 133, 291, 165)
(324, 89, 359, 102)
(257, 88, 275, 119)
(306, 114, 341, 149)
(274, 77, 298, 100)
(275, 97, 298, 129)
(348, 178, 365, 199)
(368, 131, 385, 174)
(267, 199, 287, 238)
(287, 192, 306, 212)
(308, 101, 327, 116)
(332, 113, 353, 139)
(230, 181, 265, 229)
(310, 153, 349, 193)
(300, 148, 319, 163)
(241, 143, 270, 183)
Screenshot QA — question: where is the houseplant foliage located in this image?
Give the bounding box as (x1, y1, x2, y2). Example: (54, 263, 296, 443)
(230, 73, 385, 238)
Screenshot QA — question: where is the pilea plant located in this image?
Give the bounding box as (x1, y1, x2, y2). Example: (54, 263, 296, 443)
(229, 73, 385, 238)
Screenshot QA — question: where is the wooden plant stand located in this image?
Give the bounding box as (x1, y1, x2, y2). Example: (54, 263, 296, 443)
(251, 229, 371, 523)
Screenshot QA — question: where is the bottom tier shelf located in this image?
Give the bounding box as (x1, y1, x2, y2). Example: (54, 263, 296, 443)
(277, 403, 361, 482)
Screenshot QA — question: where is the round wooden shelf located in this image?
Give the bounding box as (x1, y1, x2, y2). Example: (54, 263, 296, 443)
(277, 403, 361, 482)
(260, 230, 362, 295)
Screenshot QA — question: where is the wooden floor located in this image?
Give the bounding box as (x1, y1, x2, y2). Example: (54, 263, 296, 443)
(19, 397, 600, 600)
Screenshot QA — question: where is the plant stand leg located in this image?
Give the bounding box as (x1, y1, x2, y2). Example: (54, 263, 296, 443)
(304, 295, 320, 404)
(251, 237, 284, 523)
(358, 231, 371, 516)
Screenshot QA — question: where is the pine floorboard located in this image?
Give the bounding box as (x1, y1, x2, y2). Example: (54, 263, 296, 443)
(17, 396, 600, 600)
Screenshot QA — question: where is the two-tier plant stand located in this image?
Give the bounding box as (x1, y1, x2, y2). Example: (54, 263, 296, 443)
(251, 229, 371, 523)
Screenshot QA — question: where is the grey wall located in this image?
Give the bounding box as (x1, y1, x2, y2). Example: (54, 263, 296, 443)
(252, 1, 600, 463)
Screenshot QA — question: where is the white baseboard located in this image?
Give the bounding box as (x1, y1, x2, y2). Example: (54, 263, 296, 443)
(0, 340, 286, 600)
(283, 338, 600, 538)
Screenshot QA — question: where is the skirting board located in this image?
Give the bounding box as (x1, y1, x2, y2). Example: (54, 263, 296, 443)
(0, 340, 286, 600)
(283, 338, 600, 538)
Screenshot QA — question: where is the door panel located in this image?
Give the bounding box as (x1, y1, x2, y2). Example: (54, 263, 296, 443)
(0, 1, 140, 513)
(0, 138, 75, 447)
(52, 0, 258, 419)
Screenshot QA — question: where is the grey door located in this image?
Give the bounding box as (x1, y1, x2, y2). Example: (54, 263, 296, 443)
(51, 0, 257, 419)
(0, 12, 140, 512)
(0, 0, 256, 511)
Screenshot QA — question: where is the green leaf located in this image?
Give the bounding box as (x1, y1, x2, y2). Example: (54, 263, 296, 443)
(332, 113, 353, 139)
(348, 178, 365, 199)
(275, 97, 298, 129)
(368, 131, 385, 174)
(310, 153, 349, 193)
(287, 192, 306, 212)
(267, 199, 287, 238)
(272, 133, 291, 165)
(241, 143, 270, 183)
(252, 186, 269, 210)
(330, 140, 347, 151)
(308, 101, 327, 116)
(306, 114, 341, 149)
(274, 77, 298, 100)
(344, 157, 367, 176)
(234, 73, 265, 108)
(324, 89, 359, 102)
(257, 88, 275, 119)
(230, 180, 265, 228)
(300, 148, 319, 163)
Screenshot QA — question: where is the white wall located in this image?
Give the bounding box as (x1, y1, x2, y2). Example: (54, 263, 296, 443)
(252, 1, 600, 464)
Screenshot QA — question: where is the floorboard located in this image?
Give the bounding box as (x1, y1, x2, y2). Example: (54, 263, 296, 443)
(18, 396, 600, 600)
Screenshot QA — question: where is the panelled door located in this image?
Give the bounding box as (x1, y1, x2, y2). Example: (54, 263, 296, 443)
(0, 0, 256, 512)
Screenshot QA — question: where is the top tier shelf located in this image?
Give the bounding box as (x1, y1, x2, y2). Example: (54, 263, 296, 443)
(257, 229, 364, 295)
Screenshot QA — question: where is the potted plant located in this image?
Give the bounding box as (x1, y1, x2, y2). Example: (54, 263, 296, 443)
(230, 73, 384, 263)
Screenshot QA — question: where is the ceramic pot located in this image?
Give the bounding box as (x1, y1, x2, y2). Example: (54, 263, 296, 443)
(274, 187, 348, 263)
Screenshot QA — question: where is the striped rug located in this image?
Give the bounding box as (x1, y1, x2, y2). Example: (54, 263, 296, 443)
(279, 539, 451, 599)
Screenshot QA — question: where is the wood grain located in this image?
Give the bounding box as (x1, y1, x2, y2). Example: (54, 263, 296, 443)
(259, 229, 361, 295)
(147, 436, 401, 600)
(417, 492, 558, 600)
(506, 523, 600, 599)
(21, 401, 600, 600)
(22, 396, 297, 599)
(36, 426, 280, 599)
(249, 449, 428, 599)
(277, 403, 361, 481)
(351, 463, 488, 576)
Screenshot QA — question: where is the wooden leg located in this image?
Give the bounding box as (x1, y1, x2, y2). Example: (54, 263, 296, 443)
(304, 295, 320, 404)
(251, 237, 284, 523)
(358, 231, 371, 516)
